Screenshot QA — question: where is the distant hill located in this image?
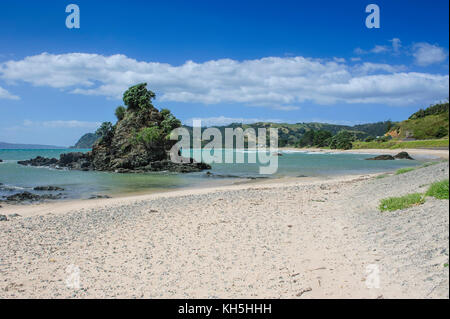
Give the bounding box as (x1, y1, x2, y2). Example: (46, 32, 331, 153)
(0, 142, 65, 149)
(71, 133, 100, 149)
(183, 121, 392, 147)
(387, 102, 449, 140)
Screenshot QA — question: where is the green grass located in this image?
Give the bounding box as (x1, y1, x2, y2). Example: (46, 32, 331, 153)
(353, 138, 449, 150)
(376, 174, 389, 179)
(379, 193, 425, 212)
(395, 167, 416, 175)
(425, 180, 449, 200)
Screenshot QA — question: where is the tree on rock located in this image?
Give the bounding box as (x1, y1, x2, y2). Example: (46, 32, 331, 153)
(115, 106, 126, 121)
(123, 83, 156, 111)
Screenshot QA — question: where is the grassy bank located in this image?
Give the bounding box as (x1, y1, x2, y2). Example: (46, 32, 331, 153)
(353, 138, 449, 150)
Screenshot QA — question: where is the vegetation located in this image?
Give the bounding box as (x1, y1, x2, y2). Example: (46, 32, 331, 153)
(95, 122, 114, 143)
(395, 167, 416, 175)
(409, 102, 449, 119)
(115, 106, 126, 121)
(388, 102, 449, 140)
(123, 83, 156, 111)
(329, 130, 355, 150)
(353, 138, 449, 149)
(71, 133, 100, 149)
(379, 193, 425, 212)
(425, 180, 449, 200)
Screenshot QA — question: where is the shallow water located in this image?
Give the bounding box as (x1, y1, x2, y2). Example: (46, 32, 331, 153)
(0, 148, 421, 200)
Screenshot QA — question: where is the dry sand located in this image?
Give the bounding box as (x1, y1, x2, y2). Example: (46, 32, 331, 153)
(0, 162, 448, 299)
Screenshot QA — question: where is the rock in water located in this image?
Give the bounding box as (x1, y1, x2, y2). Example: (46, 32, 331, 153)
(17, 156, 58, 167)
(2, 191, 62, 203)
(0, 215, 7, 222)
(393, 152, 414, 160)
(33, 186, 65, 191)
(366, 155, 396, 160)
(17, 83, 211, 174)
(0, 159, 3, 162)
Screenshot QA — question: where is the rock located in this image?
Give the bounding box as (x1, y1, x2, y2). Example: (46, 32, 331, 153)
(366, 155, 395, 160)
(33, 186, 65, 191)
(8, 213, 21, 218)
(17, 84, 211, 174)
(2, 191, 62, 203)
(393, 152, 414, 160)
(0, 159, 3, 162)
(17, 156, 58, 167)
(272, 152, 283, 156)
(0, 215, 7, 222)
(88, 195, 111, 199)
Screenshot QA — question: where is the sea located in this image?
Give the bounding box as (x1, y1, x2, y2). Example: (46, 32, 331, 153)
(0, 148, 423, 200)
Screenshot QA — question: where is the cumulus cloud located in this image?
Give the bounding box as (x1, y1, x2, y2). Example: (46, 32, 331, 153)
(0, 86, 19, 100)
(0, 52, 448, 107)
(412, 43, 448, 66)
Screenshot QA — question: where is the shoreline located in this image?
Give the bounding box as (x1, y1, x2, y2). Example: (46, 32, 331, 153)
(279, 147, 449, 160)
(2, 147, 445, 215)
(0, 173, 356, 218)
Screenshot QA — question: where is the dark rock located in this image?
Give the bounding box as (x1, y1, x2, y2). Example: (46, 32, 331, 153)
(33, 186, 65, 191)
(88, 195, 111, 199)
(393, 152, 414, 160)
(2, 191, 62, 203)
(0, 215, 7, 222)
(8, 213, 21, 218)
(272, 152, 283, 156)
(0, 159, 3, 162)
(366, 155, 395, 160)
(16, 84, 211, 174)
(17, 156, 58, 167)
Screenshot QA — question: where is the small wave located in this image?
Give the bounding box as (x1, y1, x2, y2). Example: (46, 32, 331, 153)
(0, 184, 32, 191)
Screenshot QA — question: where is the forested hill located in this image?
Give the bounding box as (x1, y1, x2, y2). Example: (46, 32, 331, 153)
(183, 121, 393, 147)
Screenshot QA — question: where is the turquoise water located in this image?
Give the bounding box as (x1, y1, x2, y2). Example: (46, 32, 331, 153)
(0, 148, 421, 200)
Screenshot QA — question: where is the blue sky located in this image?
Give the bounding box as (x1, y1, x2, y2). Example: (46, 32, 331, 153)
(0, 0, 449, 146)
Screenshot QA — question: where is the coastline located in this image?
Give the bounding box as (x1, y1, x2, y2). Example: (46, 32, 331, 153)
(0, 162, 448, 298)
(279, 147, 449, 160)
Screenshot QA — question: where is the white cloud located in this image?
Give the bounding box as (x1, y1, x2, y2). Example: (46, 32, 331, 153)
(0, 52, 448, 107)
(355, 38, 402, 55)
(0, 86, 19, 100)
(412, 43, 448, 66)
(23, 119, 101, 129)
(185, 116, 286, 127)
(371, 45, 389, 54)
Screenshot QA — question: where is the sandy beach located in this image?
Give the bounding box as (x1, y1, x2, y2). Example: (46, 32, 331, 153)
(0, 159, 448, 299)
(280, 147, 449, 160)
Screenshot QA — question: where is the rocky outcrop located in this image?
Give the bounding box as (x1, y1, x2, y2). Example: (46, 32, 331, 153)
(33, 186, 65, 191)
(17, 156, 59, 167)
(17, 84, 211, 174)
(366, 155, 395, 160)
(1, 191, 62, 203)
(393, 152, 414, 160)
(366, 152, 415, 161)
(0, 159, 3, 163)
